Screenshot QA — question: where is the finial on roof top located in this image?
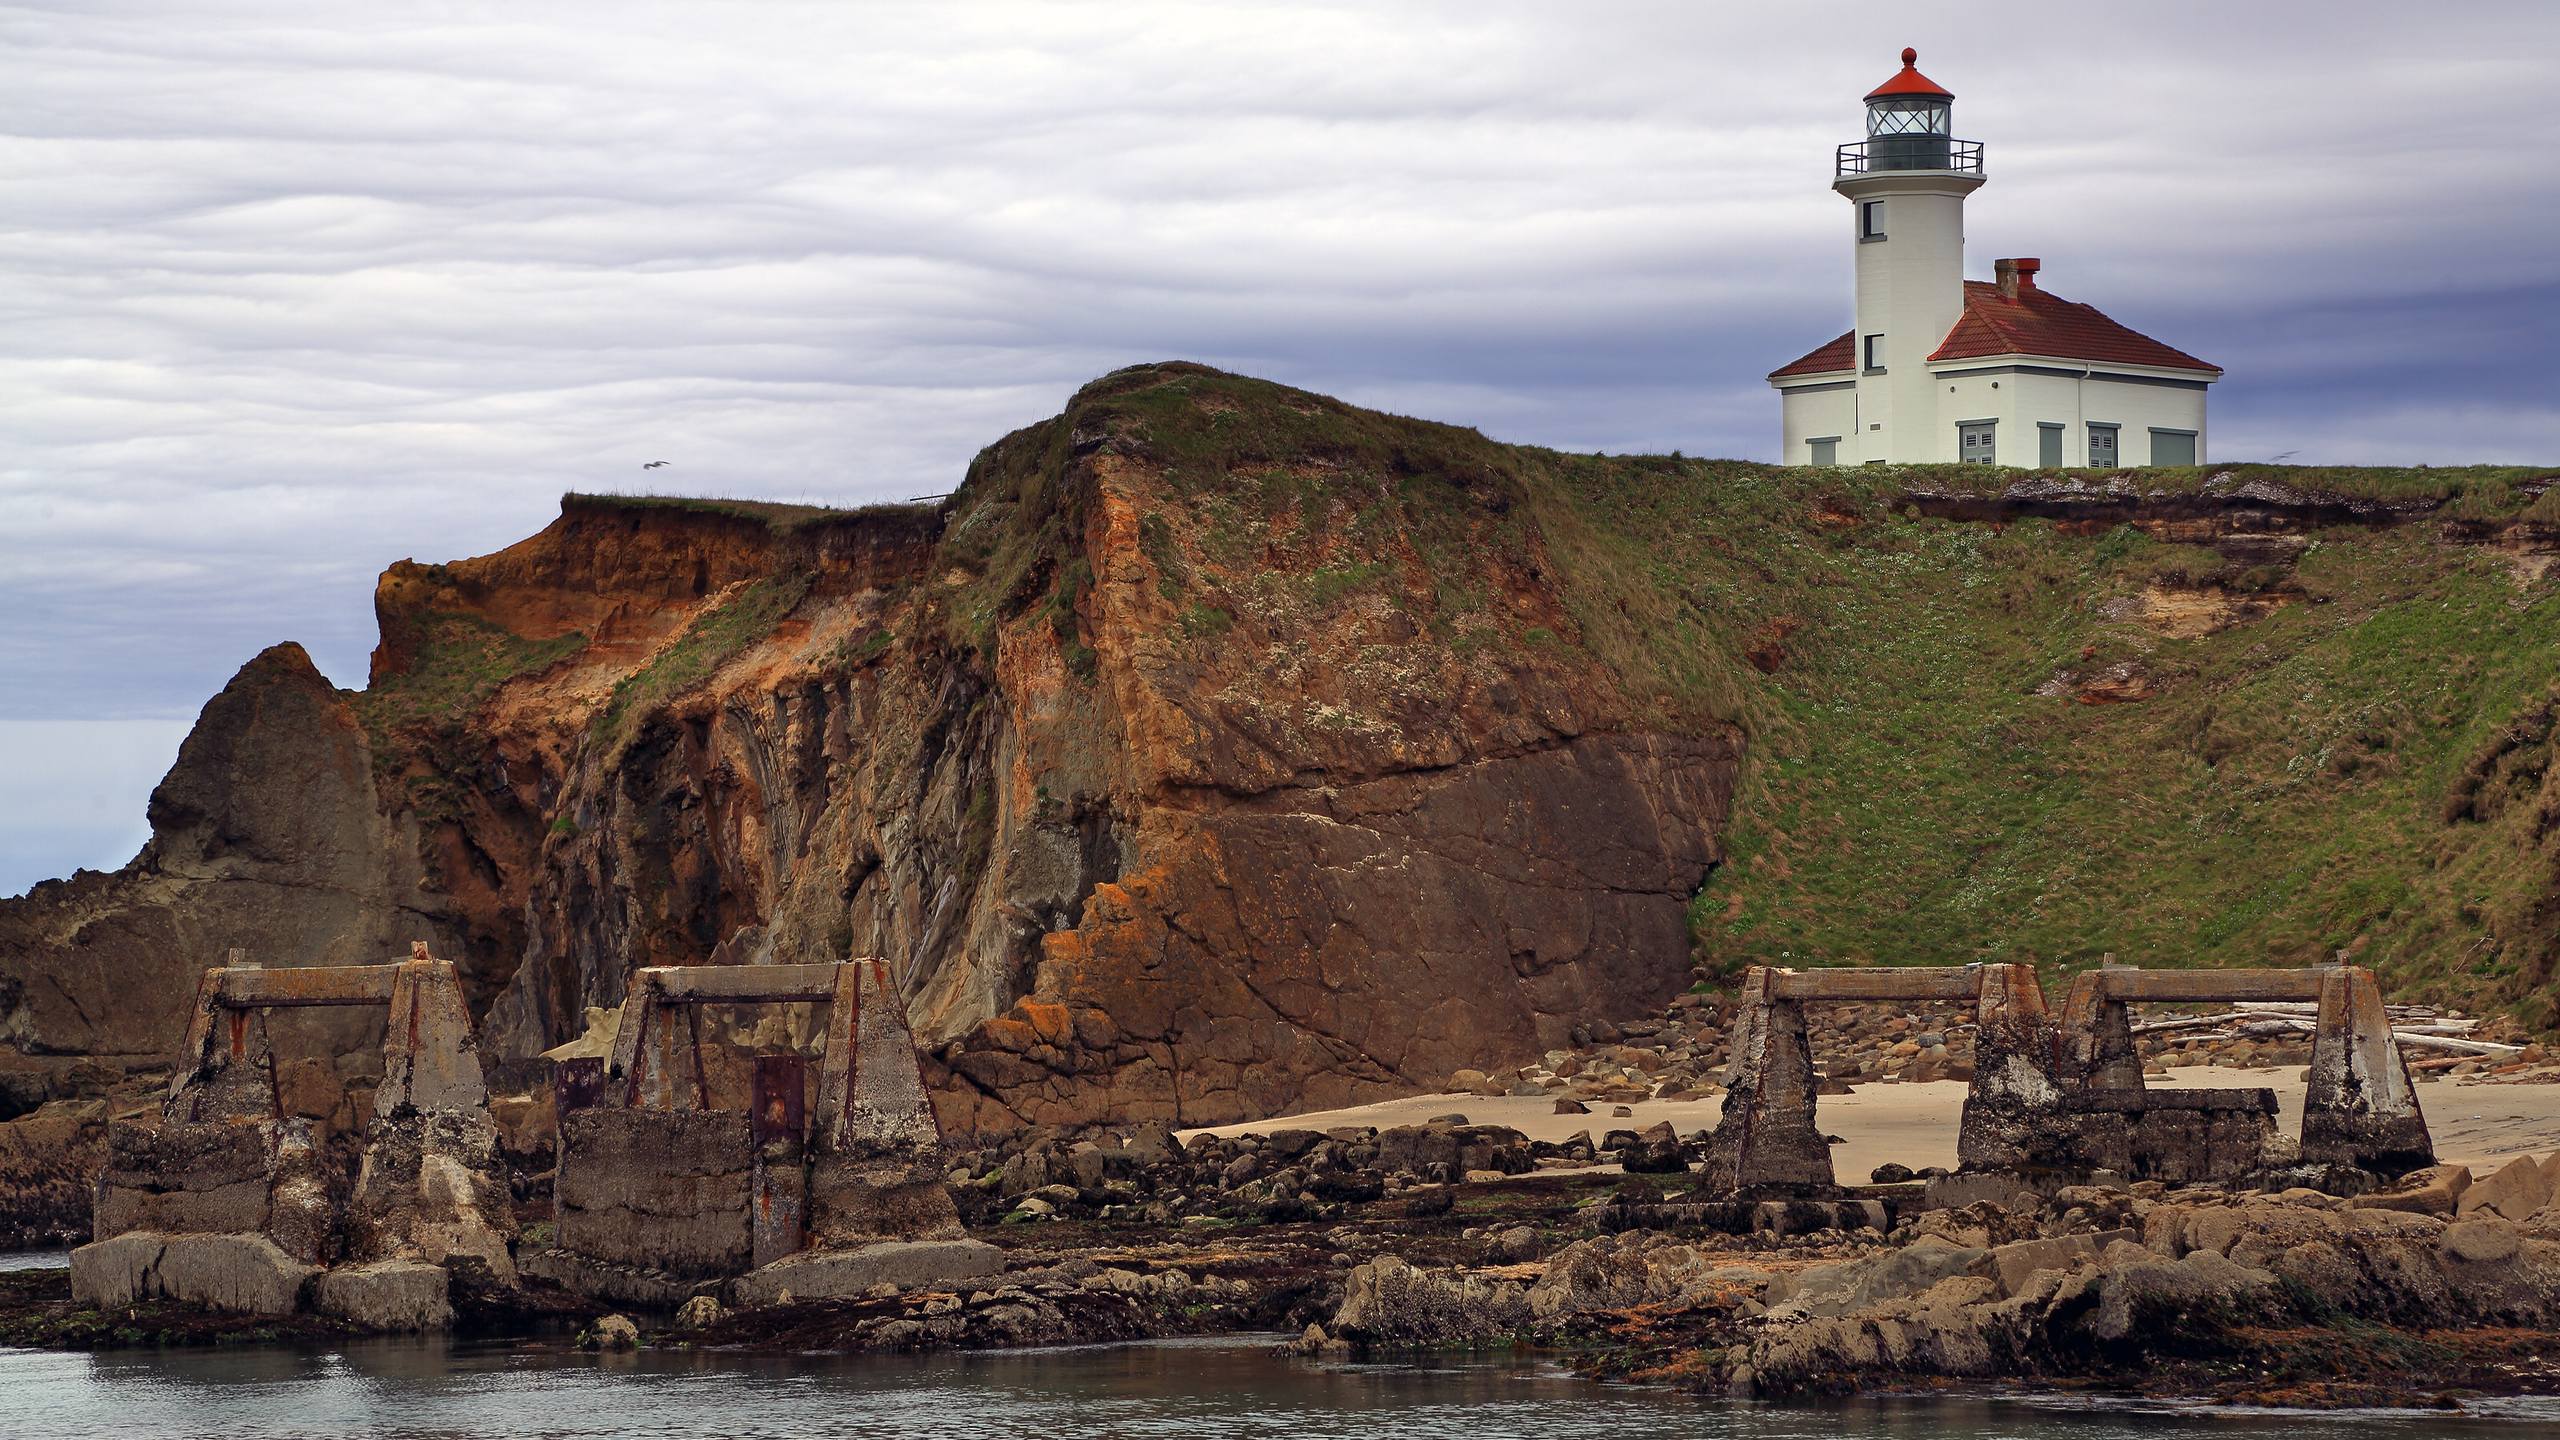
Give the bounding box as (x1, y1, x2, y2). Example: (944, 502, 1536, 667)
(1901, 46, 1917, 66)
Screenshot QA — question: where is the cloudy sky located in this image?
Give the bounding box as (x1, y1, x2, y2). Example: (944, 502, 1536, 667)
(4, 0, 2556, 895)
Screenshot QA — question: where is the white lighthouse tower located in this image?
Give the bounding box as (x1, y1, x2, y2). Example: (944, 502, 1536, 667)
(1770, 49, 2220, 468)
(1838, 48, 1981, 463)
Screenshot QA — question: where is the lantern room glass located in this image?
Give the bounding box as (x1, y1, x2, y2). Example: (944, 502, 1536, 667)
(1865, 98, 1953, 169)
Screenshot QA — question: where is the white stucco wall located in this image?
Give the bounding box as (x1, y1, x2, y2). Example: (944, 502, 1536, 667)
(1926, 363, 2208, 466)
(1779, 383, 1858, 464)
(1840, 173, 1980, 463)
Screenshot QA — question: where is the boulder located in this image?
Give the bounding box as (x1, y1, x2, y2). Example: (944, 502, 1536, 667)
(2456, 1156, 2553, 1222)
(1330, 1255, 1529, 1346)
(2441, 1217, 2523, 1265)
(314, 1259, 453, 1331)
(730, 1238, 1006, 1308)
(1764, 1236, 1988, 1319)
(1978, 1230, 2132, 1297)
(71, 1230, 317, 1316)
(1526, 1233, 1756, 1320)
(2348, 1163, 2470, 1217)
(2085, 1243, 2276, 1343)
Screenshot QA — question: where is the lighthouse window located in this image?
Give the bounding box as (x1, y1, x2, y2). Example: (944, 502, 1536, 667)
(1860, 200, 1885, 239)
(1862, 334, 1884, 372)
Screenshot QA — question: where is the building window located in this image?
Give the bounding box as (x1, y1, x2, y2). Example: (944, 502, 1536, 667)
(2087, 424, 2119, 468)
(1808, 437, 1839, 467)
(2038, 422, 2064, 468)
(1860, 200, 1885, 240)
(2150, 428, 2197, 467)
(1958, 420, 1997, 465)
(1862, 335, 1884, 372)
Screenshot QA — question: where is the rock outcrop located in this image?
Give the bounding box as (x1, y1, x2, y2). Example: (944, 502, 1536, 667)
(0, 367, 1737, 1144)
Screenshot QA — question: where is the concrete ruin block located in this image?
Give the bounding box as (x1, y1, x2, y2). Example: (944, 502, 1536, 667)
(92, 1121, 273, 1240)
(729, 1237, 1005, 1307)
(555, 1108, 753, 1278)
(377, 950, 489, 1117)
(314, 1258, 454, 1331)
(1955, 963, 2078, 1173)
(2301, 966, 2434, 1178)
(265, 1120, 344, 1266)
(807, 958, 962, 1247)
(1698, 968, 1834, 1195)
(2123, 1089, 2277, 1185)
(516, 1247, 712, 1312)
(346, 1110, 517, 1284)
(70, 1230, 318, 1316)
(2055, 968, 2144, 1092)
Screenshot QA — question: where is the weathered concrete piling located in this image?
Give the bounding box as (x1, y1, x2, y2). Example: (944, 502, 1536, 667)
(71, 944, 512, 1329)
(524, 957, 998, 1309)
(1702, 961, 2433, 1200)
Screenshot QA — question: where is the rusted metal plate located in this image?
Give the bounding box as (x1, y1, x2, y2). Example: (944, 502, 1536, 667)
(751, 1053, 811, 1266)
(554, 1057, 607, 1117)
(751, 1054, 807, 1145)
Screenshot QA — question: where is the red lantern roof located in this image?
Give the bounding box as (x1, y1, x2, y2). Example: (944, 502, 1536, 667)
(1866, 47, 1953, 101)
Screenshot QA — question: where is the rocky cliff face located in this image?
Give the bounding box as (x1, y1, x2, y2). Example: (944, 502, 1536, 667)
(0, 365, 1737, 1132)
(7, 364, 2556, 1135)
(0, 643, 456, 1092)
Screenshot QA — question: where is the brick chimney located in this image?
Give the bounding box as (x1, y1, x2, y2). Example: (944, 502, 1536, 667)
(1995, 257, 2041, 299)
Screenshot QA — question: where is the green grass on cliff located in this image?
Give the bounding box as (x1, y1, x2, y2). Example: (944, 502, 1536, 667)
(353, 613, 587, 817)
(964, 364, 2560, 1023)
(1526, 454, 2560, 1022)
(593, 572, 816, 754)
(564, 491, 941, 533)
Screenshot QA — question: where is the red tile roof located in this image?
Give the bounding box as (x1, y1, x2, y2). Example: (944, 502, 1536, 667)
(1768, 330, 1854, 380)
(1930, 280, 2218, 372)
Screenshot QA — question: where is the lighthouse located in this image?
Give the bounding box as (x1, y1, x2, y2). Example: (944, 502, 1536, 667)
(1770, 49, 2220, 468)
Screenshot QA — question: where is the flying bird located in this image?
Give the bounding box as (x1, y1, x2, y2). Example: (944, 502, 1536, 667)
(642, 460, 671, 469)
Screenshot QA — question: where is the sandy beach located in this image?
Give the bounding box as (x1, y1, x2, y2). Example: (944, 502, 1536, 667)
(1185, 1065, 2560, 1180)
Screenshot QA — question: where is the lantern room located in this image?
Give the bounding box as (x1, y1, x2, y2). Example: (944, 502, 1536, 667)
(1842, 48, 1977, 175)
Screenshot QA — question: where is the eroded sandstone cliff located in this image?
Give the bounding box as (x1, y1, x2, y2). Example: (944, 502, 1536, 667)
(1, 365, 1737, 1133)
(8, 363, 2559, 1142)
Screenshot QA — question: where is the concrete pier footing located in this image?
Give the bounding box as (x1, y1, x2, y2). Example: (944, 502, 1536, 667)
(534, 956, 994, 1309)
(72, 944, 512, 1328)
(1699, 960, 2436, 1202)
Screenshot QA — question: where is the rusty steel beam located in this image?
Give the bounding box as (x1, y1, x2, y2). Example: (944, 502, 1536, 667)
(1768, 966, 1983, 1002)
(208, 964, 402, 1008)
(2083, 967, 2329, 1003)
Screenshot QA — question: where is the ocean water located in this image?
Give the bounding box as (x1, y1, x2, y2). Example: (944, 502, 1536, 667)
(1, 1334, 2556, 1440)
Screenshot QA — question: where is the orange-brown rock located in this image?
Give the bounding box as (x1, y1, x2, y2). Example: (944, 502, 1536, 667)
(1, 366, 1736, 1139)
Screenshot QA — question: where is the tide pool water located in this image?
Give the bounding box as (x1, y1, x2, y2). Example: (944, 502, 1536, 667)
(2, 1334, 2557, 1440)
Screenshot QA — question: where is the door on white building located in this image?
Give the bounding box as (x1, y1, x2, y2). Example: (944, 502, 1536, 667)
(1808, 437, 1838, 467)
(2151, 429, 2197, 466)
(2088, 424, 2119, 468)
(1958, 421, 1997, 465)
(2038, 423, 2064, 468)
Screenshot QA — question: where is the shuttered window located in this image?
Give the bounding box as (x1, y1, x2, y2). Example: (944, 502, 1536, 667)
(2150, 429, 2197, 466)
(2088, 424, 2119, 468)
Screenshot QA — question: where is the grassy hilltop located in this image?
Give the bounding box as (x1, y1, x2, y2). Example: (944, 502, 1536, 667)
(990, 367, 2560, 1023)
